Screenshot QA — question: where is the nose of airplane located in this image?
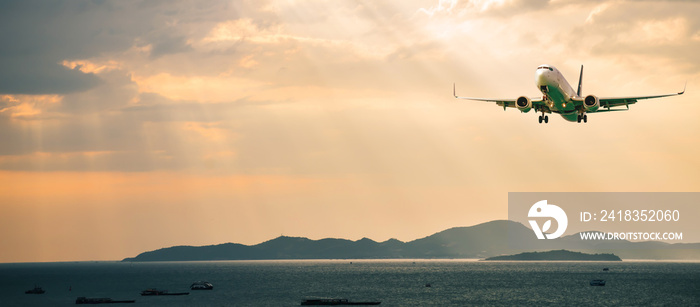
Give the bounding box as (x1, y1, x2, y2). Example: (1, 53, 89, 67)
(535, 69, 548, 87)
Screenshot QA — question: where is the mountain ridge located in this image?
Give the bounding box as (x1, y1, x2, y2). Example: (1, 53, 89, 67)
(123, 220, 700, 261)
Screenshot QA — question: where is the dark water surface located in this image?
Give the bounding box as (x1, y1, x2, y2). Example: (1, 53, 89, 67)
(1, 260, 698, 306)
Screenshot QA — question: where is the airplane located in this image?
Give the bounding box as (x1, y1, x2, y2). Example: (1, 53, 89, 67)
(453, 65, 685, 123)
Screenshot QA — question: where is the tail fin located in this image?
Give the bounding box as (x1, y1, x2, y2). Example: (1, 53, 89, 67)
(577, 65, 583, 97)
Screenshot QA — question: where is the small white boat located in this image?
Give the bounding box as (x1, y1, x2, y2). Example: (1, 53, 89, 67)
(190, 281, 213, 290)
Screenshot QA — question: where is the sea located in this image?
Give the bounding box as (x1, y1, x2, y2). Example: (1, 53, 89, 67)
(1, 260, 698, 306)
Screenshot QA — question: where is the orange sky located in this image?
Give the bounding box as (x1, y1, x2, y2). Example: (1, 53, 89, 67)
(1, 0, 699, 262)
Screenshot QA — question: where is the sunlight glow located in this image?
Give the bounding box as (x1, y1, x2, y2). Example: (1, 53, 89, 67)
(0, 0, 698, 263)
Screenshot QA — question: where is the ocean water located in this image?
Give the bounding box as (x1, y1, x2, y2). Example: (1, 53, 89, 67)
(1, 260, 698, 306)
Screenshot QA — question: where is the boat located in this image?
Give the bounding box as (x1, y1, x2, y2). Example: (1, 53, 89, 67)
(602, 267, 609, 271)
(301, 298, 381, 305)
(589, 279, 606, 286)
(190, 281, 214, 290)
(75, 297, 135, 304)
(25, 286, 45, 294)
(140, 288, 189, 296)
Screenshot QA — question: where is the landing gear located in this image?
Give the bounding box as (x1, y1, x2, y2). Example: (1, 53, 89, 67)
(577, 114, 588, 123)
(536, 107, 549, 124)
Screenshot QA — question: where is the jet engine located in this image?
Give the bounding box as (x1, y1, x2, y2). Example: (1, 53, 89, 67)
(516, 96, 532, 113)
(584, 95, 599, 112)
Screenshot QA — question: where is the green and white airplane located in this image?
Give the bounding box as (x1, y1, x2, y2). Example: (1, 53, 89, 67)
(454, 65, 685, 123)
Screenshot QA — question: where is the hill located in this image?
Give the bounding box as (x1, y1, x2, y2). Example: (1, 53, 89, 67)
(483, 250, 621, 261)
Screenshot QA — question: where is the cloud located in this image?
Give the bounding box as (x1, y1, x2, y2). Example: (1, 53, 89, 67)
(0, 1, 127, 94)
(0, 0, 698, 175)
(571, 1, 700, 73)
(56, 69, 138, 113)
(0, 57, 103, 95)
(148, 35, 194, 58)
(0, 0, 256, 94)
(420, 0, 551, 17)
(419, 0, 458, 17)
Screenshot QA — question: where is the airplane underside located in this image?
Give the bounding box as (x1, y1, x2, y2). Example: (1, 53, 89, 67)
(558, 112, 580, 122)
(537, 84, 586, 123)
(538, 84, 588, 124)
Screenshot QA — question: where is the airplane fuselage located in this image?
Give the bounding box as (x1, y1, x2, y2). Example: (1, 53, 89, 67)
(535, 66, 579, 121)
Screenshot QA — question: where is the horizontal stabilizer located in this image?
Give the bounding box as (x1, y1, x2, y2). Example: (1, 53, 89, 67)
(595, 108, 628, 113)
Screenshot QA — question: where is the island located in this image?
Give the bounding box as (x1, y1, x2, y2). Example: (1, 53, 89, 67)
(122, 220, 700, 262)
(483, 250, 621, 261)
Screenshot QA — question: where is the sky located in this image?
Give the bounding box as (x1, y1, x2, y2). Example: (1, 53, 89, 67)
(1, 0, 699, 263)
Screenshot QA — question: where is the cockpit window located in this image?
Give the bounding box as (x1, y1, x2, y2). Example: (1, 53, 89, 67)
(538, 66, 553, 71)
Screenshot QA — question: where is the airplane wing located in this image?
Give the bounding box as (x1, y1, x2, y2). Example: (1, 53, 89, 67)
(453, 84, 546, 111)
(572, 85, 685, 110)
(598, 90, 685, 108)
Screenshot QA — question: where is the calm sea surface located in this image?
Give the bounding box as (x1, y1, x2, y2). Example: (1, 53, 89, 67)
(1, 260, 698, 306)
